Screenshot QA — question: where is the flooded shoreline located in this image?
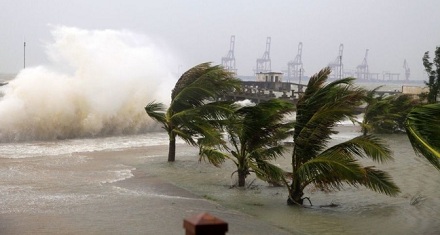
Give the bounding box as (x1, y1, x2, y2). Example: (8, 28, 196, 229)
(0, 129, 439, 234)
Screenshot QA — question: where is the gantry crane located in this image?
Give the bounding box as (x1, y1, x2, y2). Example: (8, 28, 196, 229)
(403, 59, 410, 81)
(221, 35, 237, 75)
(328, 44, 344, 80)
(255, 37, 271, 74)
(287, 42, 303, 82)
(356, 49, 370, 80)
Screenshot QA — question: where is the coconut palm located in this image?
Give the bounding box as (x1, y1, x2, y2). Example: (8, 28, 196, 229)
(390, 94, 420, 132)
(422, 47, 440, 104)
(145, 62, 241, 162)
(287, 67, 400, 206)
(361, 86, 389, 135)
(362, 89, 418, 135)
(199, 99, 295, 187)
(405, 103, 440, 170)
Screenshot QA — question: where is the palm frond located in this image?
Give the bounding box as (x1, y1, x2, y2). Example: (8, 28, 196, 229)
(144, 101, 167, 124)
(171, 64, 240, 112)
(250, 145, 286, 161)
(171, 62, 212, 99)
(296, 153, 363, 190)
(323, 135, 393, 163)
(172, 128, 198, 146)
(356, 166, 400, 196)
(405, 103, 440, 170)
(199, 147, 228, 167)
(293, 68, 366, 162)
(297, 153, 399, 197)
(239, 99, 295, 149)
(248, 159, 286, 184)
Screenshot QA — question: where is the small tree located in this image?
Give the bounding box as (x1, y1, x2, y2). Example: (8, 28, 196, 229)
(287, 68, 400, 206)
(145, 62, 240, 162)
(361, 86, 390, 135)
(422, 47, 440, 103)
(362, 88, 419, 135)
(199, 99, 295, 187)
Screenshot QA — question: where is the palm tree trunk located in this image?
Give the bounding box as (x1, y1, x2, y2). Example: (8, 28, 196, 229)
(287, 180, 304, 205)
(238, 170, 246, 187)
(168, 138, 176, 162)
(362, 126, 368, 136)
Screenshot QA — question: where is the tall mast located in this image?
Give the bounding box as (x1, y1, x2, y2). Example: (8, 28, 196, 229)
(23, 38, 26, 69)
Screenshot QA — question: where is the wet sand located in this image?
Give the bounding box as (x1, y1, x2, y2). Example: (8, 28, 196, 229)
(0, 144, 292, 235)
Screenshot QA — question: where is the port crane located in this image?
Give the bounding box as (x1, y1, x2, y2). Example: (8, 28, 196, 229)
(287, 42, 304, 82)
(221, 35, 237, 75)
(382, 71, 400, 81)
(356, 49, 370, 80)
(403, 59, 410, 81)
(255, 37, 271, 74)
(328, 44, 344, 80)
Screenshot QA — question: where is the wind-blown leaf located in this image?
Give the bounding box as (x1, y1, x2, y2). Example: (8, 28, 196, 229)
(324, 135, 393, 163)
(248, 159, 286, 185)
(358, 166, 400, 196)
(199, 148, 228, 167)
(405, 103, 440, 170)
(145, 101, 167, 125)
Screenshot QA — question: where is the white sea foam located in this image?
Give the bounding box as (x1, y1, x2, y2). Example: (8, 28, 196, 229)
(0, 132, 177, 159)
(0, 26, 177, 142)
(100, 167, 135, 184)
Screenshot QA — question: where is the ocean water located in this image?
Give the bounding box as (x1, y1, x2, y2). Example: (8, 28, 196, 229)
(0, 127, 438, 234)
(149, 125, 440, 235)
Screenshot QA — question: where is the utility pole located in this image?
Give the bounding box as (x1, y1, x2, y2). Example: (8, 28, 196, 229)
(339, 55, 343, 79)
(23, 38, 26, 69)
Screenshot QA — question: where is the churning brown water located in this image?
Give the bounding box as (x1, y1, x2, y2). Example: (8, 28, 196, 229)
(0, 125, 438, 234)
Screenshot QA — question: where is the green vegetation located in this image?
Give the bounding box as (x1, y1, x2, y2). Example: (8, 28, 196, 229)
(361, 88, 419, 135)
(403, 47, 440, 170)
(422, 47, 440, 103)
(199, 99, 295, 187)
(405, 103, 440, 170)
(145, 62, 240, 162)
(286, 68, 400, 206)
(145, 62, 409, 207)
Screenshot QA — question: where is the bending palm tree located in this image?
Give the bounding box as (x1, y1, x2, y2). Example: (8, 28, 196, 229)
(362, 87, 418, 135)
(145, 62, 240, 162)
(361, 86, 390, 135)
(405, 103, 440, 170)
(199, 99, 295, 187)
(287, 67, 400, 206)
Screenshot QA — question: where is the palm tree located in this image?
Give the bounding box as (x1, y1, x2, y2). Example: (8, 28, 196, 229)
(422, 47, 440, 104)
(287, 68, 400, 206)
(199, 99, 295, 187)
(361, 89, 418, 135)
(145, 62, 241, 162)
(361, 86, 389, 135)
(390, 94, 420, 132)
(405, 103, 440, 170)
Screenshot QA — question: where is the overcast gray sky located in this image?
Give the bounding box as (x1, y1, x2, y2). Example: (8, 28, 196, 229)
(1, 0, 439, 80)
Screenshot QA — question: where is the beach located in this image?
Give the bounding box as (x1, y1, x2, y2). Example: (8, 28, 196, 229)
(0, 144, 292, 235)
